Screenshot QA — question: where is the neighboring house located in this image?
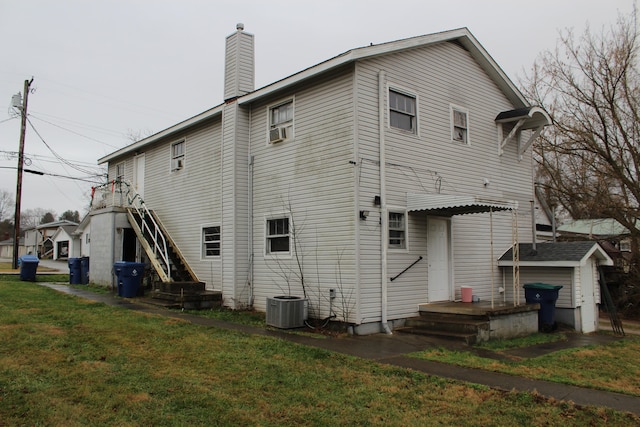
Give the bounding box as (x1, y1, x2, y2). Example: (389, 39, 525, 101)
(498, 242, 613, 333)
(558, 218, 634, 271)
(0, 238, 25, 259)
(23, 220, 79, 259)
(51, 225, 78, 260)
(72, 215, 91, 258)
(91, 26, 552, 335)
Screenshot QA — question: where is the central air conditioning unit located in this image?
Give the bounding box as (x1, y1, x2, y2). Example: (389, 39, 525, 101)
(269, 126, 287, 143)
(266, 296, 308, 328)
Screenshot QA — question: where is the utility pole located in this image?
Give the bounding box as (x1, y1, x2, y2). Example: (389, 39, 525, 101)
(12, 78, 34, 270)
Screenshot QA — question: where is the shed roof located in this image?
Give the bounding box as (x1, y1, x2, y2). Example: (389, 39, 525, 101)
(498, 241, 613, 267)
(557, 218, 631, 237)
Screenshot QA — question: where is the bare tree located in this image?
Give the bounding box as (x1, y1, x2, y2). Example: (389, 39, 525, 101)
(522, 12, 640, 265)
(0, 189, 14, 222)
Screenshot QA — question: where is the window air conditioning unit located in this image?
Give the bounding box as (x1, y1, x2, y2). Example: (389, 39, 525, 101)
(173, 158, 183, 170)
(269, 127, 286, 143)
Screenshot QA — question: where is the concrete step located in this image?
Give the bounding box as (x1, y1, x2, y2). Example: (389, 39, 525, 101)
(396, 326, 479, 345)
(154, 281, 206, 294)
(405, 316, 490, 335)
(149, 289, 222, 310)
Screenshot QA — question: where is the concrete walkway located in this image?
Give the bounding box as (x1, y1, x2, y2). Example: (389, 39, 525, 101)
(39, 282, 640, 417)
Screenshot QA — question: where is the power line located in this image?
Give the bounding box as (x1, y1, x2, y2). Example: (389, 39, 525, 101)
(29, 113, 122, 149)
(26, 117, 102, 176)
(0, 150, 103, 169)
(0, 166, 105, 183)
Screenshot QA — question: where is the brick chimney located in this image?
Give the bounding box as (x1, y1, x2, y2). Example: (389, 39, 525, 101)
(224, 23, 255, 101)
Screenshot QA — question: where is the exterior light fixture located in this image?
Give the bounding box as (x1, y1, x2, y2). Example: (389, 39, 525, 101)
(359, 210, 369, 220)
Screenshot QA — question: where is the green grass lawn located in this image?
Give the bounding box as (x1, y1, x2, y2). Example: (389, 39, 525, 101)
(411, 335, 640, 397)
(1, 278, 638, 426)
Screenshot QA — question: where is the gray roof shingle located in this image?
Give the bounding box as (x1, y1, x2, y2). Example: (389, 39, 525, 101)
(499, 241, 599, 262)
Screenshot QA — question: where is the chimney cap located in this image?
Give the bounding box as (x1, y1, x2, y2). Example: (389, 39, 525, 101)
(236, 23, 244, 31)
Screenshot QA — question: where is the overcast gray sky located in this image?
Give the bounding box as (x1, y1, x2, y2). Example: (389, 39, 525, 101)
(0, 0, 633, 220)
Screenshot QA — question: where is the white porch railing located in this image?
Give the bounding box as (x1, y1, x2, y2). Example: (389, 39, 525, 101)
(91, 180, 172, 282)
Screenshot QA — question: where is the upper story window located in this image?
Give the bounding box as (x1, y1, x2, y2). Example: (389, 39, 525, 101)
(115, 162, 125, 182)
(269, 99, 294, 144)
(451, 106, 469, 144)
(389, 211, 406, 249)
(266, 217, 290, 254)
(171, 140, 185, 171)
(202, 226, 221, 257)
(389, 89, 416, 133)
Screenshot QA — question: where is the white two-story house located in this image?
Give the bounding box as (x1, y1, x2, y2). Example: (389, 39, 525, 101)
(91, 25, 551, 335)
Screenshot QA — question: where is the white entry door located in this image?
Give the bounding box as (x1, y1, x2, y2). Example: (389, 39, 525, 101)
(427, 217, 451, 302)
(133, 154, 145, 199)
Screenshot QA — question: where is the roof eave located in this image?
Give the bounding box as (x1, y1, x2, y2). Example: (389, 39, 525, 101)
(239, 27, 528, 108)
(98, 104, 224, 165)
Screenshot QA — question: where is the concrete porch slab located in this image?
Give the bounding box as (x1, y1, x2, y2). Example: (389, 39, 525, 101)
(418, 301, 540, 317)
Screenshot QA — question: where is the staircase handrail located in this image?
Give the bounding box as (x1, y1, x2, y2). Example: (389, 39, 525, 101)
(93, 179, 171, 280)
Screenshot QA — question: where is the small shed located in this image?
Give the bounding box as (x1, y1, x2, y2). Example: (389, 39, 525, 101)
(498, 242, 613, 333)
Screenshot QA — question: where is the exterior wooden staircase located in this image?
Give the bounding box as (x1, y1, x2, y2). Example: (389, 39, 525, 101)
(119, 182, 221, 309)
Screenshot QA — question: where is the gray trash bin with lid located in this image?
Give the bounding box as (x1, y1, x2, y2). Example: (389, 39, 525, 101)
(113, 261, 146, 297)
(19, 255, 39, 281)
(524, 282, 563, 332)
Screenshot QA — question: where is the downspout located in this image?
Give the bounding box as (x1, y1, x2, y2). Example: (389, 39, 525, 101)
(248, 114, 254, 307)
(111, 213, 116, 292)
(379, 70, 392, 334)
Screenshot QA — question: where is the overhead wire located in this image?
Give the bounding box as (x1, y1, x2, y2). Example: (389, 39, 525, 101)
(28, 113, 122, 149)
(26, 117, 105, 176)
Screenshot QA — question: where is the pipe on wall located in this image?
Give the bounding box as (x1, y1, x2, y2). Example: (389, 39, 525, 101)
(379, 70, 392, 335)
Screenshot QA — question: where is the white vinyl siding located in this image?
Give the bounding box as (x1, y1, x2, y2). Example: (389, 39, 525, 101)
(139, 117, 223, 290)
(355, 40, 535, 322)
(250, 67, 357, 321)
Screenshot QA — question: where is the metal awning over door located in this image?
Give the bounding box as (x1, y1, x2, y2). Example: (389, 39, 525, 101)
(406, 193, 518, 216)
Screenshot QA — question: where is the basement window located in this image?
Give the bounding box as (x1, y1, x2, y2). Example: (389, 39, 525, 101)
(266, 217, 290, 254)
(202, 226, 220, 257)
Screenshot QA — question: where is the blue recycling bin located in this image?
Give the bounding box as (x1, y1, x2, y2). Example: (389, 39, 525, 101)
(524, 283, 563, 332)
(80, 256, 90, 285)
(114, 261, 146, 298)
(68, 258, 82, 284)
(19, 255, 39, 281)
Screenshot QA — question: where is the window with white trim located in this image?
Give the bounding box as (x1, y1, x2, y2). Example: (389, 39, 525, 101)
(451, 106, 469, 144)
(389, 211, 406, 249)
(389, 89, 417, 133)
(268, 100, 294, 143)
(266, 217, 290, 254)
(202, 226, 221, 257)
(115, 162, 125, 182)
(171, 140, 185, 171)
